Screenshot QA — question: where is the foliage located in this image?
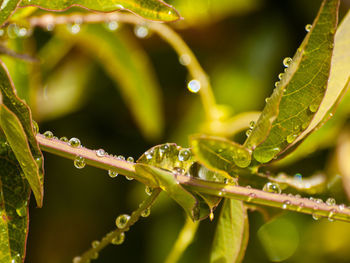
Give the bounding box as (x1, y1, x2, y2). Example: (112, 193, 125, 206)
(0, 0, 349, 262)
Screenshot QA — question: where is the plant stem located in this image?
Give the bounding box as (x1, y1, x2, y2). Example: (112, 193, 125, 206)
(37, 135, 350, 222)
(77, 188, 161, 263)
(164, 217, 199, 263)
(29, 12, 217, 121)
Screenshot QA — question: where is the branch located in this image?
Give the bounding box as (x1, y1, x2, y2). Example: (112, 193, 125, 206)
(29, 12, 217, 121)
(37, 134, 350, 223)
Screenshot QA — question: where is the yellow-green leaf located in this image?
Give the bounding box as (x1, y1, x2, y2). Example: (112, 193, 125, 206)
(0, 0, 21, 26)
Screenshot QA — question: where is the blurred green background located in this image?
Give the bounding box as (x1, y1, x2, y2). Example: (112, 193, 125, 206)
(3, 0, 350, 262)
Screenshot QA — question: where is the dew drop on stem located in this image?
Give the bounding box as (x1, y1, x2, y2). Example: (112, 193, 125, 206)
(141, 207, 151, 217)
(74, 156, 86, 169)
(187, 79, 201, 93)
(96, 149, 106, 157)
(108, 170, 118, 178)
(283, 57, 293, 67)
(111, 232, 125, 245)
(263, 182, 281, 194)
(69, 137, 81, 148)
(115, 214, 130, 229)
(305, 24, 312, 32)
(178, 149, 191, 161)
(43, 131, 53, 139)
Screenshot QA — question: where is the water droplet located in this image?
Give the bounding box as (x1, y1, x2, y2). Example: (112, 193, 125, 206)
(286, 133, 298, 143)
(108, 170, 118, 178)
(91, 240, 100, 248)
(111, 232, 125, 245)
(127, 156, 134, 163)
(326, 197, 336, 206)
(118, 155, 125, 160)
(141, 207, 151, 217)
(265, 97, 270, 103)
(179, 54, 191, 66)
(125, 176, 134, 181)
(209, 212, 214, 221)
(145, 186, 153, 196)
(96, 149, 106, 157)
(16, 205, 26, 217)
(107, 21, 119, 31)
(294, 173, 302, 180)
(245, 129, 252, 137)
(43, 131, 53, 139)
(73, 256, 81, 263)
(173, 167, 185, 175)
(178, 149, 191, 161)
(17, 27, 28, 37)
(134, 25, 149, 38)
(145, 151, 153, 160)
(316, 198, 323, 204)
(282, 200, 291, 209)
(275, 81, 280, 88)
(338, 204, 345, 211)
(60, 137, 68, 142)
(32, 120, 39, 135)
(68, 23, 81, 34)
(69, 137, 81, 148)
(159, 144, 170, 154)
(249, 121, 255, 129)
(53, 136, 58, 140)
(278, 73, 284, 80)
(305, 24, 312, 32)
(312, 210, 321, 220)
(263, 182, 281, 194)
(327, 209, 336, 222)
(115, 214, 130, 229)
(309, 104, 318, 113)
(74, 156, 86, 169)
(283, 57, 293, 67)
(187, 79, 201, 93)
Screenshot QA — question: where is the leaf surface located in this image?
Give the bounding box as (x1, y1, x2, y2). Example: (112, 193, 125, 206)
(0, 61, 43, 206)
(20, 0, 180, 22)
(0, 0, 21, 26)
(0, 132, 30, 263)
(210, 199, 248, 263)
(244, 0, 339, 163)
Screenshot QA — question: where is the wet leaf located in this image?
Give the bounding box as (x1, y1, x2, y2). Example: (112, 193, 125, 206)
(190, 134, 252, 177)
(0, 0, 21, 26)
(210, 199, 248, 263)
(63, 25, 164, 140)
(0, 62, 43, 206)
(0, 132, 31, 263)
(244, 0, 339, 163)
(20, 0, 180, 22)
(135, 163, 200, 220)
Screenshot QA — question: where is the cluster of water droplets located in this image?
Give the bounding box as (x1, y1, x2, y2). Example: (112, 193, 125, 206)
(245, 121, 255, 137)
(0, 23, 32, 39)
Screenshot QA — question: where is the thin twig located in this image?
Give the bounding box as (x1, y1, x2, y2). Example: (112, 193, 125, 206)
(28, 12, 217, 121)
(37, 134, 350, 222)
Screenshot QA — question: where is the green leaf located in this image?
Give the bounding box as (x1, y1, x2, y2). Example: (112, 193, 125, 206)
(20, 0, 181, 22)
(0, 62, 44, 206)
(62, 25, 164, 140)
(190, 134, 252, 177)
(0, 132, 31, 263)
(0, 0, 21, 26)
(210, 199, 249, 263)
(135, 164, 200, 220)
(244, 0, 339, 163)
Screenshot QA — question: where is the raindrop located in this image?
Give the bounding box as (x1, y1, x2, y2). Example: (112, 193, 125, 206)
(108, 170, 118, 178)
(309, 104, 318, 113)
(274, 81, 280, 88)
(107, 21, 119, 31)
(43, 131, 53, 139)
(327, 209, 335, 222)
(179, 54, 191, 66)
(125, 176, 134, 181)
(32, 120, 39, 135)
(134, 25, 149, 38)
(115, 214, 131, 229)
(96, 149, 106, 157)
(118, 155, 126, 160)
(305, 24, 312, 32)
(263, 182, 281, 194)
(245, 129, 252, 137)
(283, 57, 293, 67)
(11, 254, 21, 263)
(141, 207, 151, 217)
(111, 232, 125, 245)
(278, 73, 284, 80)
(312, 209, 321, 220)
(72, 257, 81, 263)
(145, 186, 153, 196)
(326, 197, 336, 206)
(60, 137, 68, 142)
(178, 149, 191, 161)
(17, 27, 28, 37)
(187, 79, 201, 93)
(265, 97, 270, 103)
(127, 156, 134, 163)
(209, 211, 214, 221)
(249, 121, 255, 129)
(145, 151, 153, 160)
(91, 240, 100, 248)
(282, 200, 291, 209)
(338, 204, 345, 211)
(173, 167, 185, 175)
(69, 137, 81, 148)
(74, 156, 86, 169)
(68, 23, 81, 34)
(159, 144, 170, 154)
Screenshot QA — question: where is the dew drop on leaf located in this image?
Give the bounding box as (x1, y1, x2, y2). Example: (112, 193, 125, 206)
(283, 57, 293, 67)
(326, 197, 336, 206)
(278, 73, 284, 80)
(308, 104, 318, 113)
(178, 149, 191, 161)
(187, 79, 201, 93)
(126, 156, 134, 163)
(108, 170, 118, 178)
(305, 24, 312, 32)
(263, 182, 281, 194)
(60, 137, 68, 142)
(145, 186, 153, 196)
(115, 214, 130, 229)
(74, 156, 86, 169)
(286, 134, 298, 144)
